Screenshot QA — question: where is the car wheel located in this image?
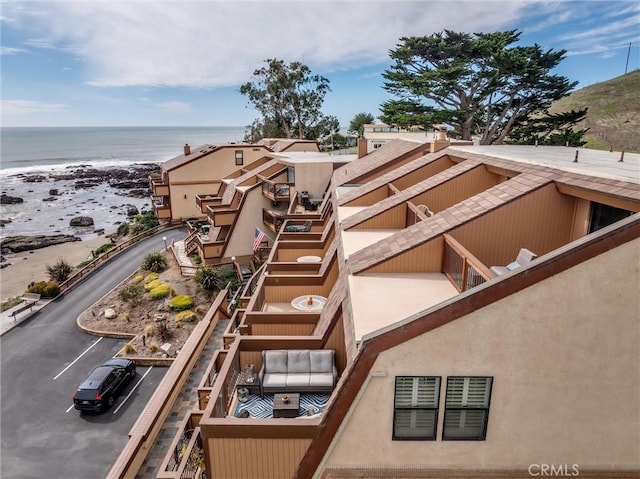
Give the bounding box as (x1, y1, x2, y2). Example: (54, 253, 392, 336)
(107, 396, 115, 408)
(129, 369, 136, 379)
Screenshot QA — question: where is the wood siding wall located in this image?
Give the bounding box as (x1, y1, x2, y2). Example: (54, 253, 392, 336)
(410, 165, 501, 213)
(342, 186, 389, 207)
(391, 156, 456, 191)
(453, 183, 577, 267)
(350, 204, 408, 230)
(323, 315, 347, 373)
(571, 198, 591, 241)
(208, 437, 312, 479)
(251, 322, 315, 336)
(364, 237, 445, 274)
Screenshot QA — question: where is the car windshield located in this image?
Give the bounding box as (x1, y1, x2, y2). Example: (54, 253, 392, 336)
(79, 366, 113, 389)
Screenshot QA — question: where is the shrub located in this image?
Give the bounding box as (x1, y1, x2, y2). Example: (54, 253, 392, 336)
(118, 283, 145, 305)
(27, 280, 59, 298)
(77, 259, 93, 268)
(46, 258, 73, 282)
(175, 310, 197, 323)
(213, 266, 240, 291)
(195, 304, 208, 315)
(194, 266, 217, 291)
(141, 252, 167, 273)
(172, 295, 193, 311)
(133, 274, 144, 283)
(149, 283, 171, 299)
(94, 242, 116, 256)
(148, 342, 160, 353)
(143, 272, 159, 283)
(144, 279, 162, 291)
(123, 343, 137, 354)
(122, 312, 131, 322)
(128, 222, 147, 237)
(144, 324, 156, 337)
(116, 222, 130, 237)
(190, 255, 202, 265)
(134, 211, 159, 230)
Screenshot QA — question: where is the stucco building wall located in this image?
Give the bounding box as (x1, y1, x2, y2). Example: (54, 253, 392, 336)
(323, 238, 640, 469)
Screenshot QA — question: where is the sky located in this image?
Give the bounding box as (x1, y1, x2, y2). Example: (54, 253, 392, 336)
(1, 0, 638, 129)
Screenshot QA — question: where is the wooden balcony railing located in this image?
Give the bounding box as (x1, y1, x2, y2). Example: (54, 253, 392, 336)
(442, 233, 493, 292)
(262, 208, 286, 233)
(261, 180, 292, 203)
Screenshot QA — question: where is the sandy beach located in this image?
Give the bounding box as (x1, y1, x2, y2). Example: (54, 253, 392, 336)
(0, 229, 118, 302)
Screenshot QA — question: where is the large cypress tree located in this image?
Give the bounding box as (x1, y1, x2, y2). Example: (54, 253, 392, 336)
(381, 30, 578, 145)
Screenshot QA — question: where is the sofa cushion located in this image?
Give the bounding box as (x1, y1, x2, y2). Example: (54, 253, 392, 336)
(286, 374, 310, 388)
(287, 350, 311, 374)
(309, 373, 334, 388)
(310, 350, 334, 373)
(263, 373, 288, 389)
(265, 350, 288, 373)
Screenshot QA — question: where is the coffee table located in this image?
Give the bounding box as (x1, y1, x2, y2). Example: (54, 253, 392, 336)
(273, 393, 300, 418)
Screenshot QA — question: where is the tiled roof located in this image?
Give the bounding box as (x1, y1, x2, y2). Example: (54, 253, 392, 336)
(220, 158, 284, 205)
(161, 144, 218, 171)
(334, 139, 430, 186)
(347, 173, 553, 274)
(268, 139, 319, 152)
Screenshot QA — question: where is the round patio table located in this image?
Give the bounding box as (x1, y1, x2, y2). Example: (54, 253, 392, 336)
(291, 295, 327, 311)
(296, 255, 322, 263)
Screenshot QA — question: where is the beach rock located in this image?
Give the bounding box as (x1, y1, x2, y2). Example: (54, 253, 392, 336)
(0, 219, 11, 227)
(1, 194, 24, 204)
(70, 216, 94, 227)
(49, 189, 59, 196)
(23, 175, 46, 183)
(0, 234, 80, 253)
(42, 197, 58, 202)
(126, 205, 139, 217)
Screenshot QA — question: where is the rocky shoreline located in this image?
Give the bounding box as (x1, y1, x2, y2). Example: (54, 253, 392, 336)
(1, 234, 81, 254)
(0, 162, 161, 257)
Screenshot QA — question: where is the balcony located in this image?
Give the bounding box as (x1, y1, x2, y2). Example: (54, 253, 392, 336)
(149, 173, 170, 196)
(261, 180, 292, 203)
(262, 208, 286, 233)
(195, 193, 223, 214)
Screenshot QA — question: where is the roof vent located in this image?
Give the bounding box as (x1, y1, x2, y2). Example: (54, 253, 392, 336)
(184, 143, 191, 156)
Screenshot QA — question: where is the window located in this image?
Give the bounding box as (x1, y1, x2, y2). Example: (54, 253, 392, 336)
(443, 376, 492, 440)
(589, 202, 632, 233)
(235, 150, 243, 165)
(393, 376, 440, 440)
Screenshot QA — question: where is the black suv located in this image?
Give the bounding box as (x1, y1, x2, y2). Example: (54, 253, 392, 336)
(73, 358, 136, 412)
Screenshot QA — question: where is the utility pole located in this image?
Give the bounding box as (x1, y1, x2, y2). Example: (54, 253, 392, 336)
(625, 42, 631, 75)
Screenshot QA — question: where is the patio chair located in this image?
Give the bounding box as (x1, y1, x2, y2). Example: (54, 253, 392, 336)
(284, 220, 312, 233)
(490, 248, 537, 276)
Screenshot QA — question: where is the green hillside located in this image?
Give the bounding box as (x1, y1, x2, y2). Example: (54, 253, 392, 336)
(549, 70, 640, 152)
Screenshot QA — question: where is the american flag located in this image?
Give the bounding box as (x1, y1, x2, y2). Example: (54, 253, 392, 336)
(252, 227, 266, 251)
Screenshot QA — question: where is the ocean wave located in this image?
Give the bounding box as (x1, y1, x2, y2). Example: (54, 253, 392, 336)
(0, 158, 159, 178)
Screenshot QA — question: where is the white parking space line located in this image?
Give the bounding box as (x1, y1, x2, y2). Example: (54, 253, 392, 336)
(65, 403, 75, 413)
(112, 366, 153, 415)
(53, 337, 103, 380)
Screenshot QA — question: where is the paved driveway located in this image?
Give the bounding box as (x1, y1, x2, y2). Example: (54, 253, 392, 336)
(0, 227, 186, 478)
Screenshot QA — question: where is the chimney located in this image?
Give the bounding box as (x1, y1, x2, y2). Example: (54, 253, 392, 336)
(183, 143, 191, 156)
(430, 124, 451, 153)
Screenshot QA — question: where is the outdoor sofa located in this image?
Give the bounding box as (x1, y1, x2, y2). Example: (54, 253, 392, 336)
(259, 349, 337, 397)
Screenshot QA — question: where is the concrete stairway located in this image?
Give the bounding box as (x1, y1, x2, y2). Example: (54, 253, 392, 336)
(172, 240, 197, 276)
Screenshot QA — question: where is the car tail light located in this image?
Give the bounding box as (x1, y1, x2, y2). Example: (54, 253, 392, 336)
(72, 393, 76, 401)
(96, 392, 102, 401)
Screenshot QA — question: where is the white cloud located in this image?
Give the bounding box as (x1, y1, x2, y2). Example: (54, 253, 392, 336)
(1, 0, 533, 88)
(0, 46, 27, 55)
(1, 99, 67, 115)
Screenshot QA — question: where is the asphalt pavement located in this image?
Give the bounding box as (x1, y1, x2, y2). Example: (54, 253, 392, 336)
(0, 227, 186, 478)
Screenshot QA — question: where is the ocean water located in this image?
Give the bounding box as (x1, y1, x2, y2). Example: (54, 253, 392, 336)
(0, 126, 246, 238)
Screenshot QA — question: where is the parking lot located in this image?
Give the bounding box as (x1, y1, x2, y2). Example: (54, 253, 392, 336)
(0, 230, 184, 478)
